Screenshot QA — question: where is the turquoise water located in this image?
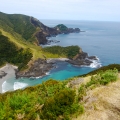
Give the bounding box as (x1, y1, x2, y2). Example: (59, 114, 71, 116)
(2, 20, 120, 92)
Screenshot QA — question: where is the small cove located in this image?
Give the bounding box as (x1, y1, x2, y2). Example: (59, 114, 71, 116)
(2, 20, 120, 93)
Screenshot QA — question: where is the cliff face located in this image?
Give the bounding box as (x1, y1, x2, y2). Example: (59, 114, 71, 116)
(30, 17, 80, 45)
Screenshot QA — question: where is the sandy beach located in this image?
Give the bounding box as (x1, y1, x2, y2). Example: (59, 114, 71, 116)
(47, 58, 69, 63)
(0, 64, 17, 93)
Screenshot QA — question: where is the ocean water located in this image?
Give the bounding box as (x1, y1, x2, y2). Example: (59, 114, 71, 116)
(2, 20, 120, 92)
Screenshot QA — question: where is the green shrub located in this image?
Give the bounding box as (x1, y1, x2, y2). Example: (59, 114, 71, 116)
(43, 45, 80, 58)
(78, 64, 120, 77)
(42, 88, 76, 119)
(78, 84, 86, 101)
(86, 69, 118, 87)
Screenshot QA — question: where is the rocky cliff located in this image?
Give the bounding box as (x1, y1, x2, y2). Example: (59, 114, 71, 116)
(30, 17, 80, 45)
(16, 58, 54, 78)
(67, 50, 97, 66)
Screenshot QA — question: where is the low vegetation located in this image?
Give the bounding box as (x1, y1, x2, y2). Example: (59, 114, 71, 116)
(78, 64, 120, 77)
(0, 68, 119, 119)
(43, 45, 80, 58)
(78, 69, 118, 101)
(0, 80, 83, 120)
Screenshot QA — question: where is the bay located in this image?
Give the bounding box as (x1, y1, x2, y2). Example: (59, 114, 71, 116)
(2, 20, 120, 92)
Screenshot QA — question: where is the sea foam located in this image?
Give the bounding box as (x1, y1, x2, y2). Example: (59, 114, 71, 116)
(89, 56, 102, 68)
(14, 82, 28, 90)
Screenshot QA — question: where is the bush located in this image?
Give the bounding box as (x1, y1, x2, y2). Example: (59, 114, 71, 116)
(43, 45, 80, 58)
(78, 84, 86, 101)
(42, 89, 76, 119)
(78, 64, 120, 77)
(86, 69, 118, 87)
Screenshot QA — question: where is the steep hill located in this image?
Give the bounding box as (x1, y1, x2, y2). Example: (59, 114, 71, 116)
(0, 12, 80, 45)
(0, 12, 81, 70)
(0, 12, 53, 44)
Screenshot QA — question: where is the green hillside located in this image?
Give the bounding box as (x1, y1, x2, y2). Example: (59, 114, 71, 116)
(0, 35, 33, 70)
(0, 12, 36, 41)
(0, 12, 81, 69)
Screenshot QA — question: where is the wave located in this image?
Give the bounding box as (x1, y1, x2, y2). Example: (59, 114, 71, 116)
(89, 56, 102, 68)
(14, 82, 28, 90)
(77, 56, 101, 68)
(46, 72, 50, 75)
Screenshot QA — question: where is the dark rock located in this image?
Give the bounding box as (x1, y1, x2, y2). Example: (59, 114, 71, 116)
(36, 31, 48, 45)
(88, 56, 98, 60)
(0, 71, 7, 78)
(30, 17, 81, 45)
(67, 51, 97, 66)
(16, 58, 54, 78)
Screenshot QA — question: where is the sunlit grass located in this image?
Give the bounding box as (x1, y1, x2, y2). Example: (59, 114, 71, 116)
(0, 29, 62, 61)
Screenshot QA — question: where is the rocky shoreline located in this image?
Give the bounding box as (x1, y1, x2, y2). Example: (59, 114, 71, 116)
(67, 51, 98, 66)
(16, 58, 54, 79)
(16, 52, 98, 78)
(0, 71, 7, 78)
(31, 17, 81, 45)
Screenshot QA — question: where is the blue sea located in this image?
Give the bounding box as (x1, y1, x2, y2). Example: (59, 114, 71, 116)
(2, 20, 120, 92)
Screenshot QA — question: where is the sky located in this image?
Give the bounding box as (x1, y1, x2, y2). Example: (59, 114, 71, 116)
(0, 0, 120, 21)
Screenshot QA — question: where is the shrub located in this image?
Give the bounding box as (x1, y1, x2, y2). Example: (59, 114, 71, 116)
(86, 69, 118, 87)
(42, 89, 76, 119)
(43, 45, 80, 58)
(78, 84, 86, 101)
(78, 64, 120, 77)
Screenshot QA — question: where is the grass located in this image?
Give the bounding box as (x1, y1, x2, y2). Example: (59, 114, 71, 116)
(73, 73, 120, 120)
(0, 29, 62, 62)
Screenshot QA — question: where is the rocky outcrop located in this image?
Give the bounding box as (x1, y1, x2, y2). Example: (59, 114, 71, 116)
(16, 58, 54, 78)
(0, 71, 7, 78)
(64, 28, 80, 34)
(66, 51, 97, 66)
(30, 17, 81, 45)
(16, 50, 98, 78)
(35, 31, 48, 45)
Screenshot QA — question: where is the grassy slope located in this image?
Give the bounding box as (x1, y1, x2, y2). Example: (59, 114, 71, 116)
(0, 27, 60, 61)
(0, 12, 36, 41)
(0, 68, 120, 119)
(0, 12, 60, 62)
(73, 73, 120, 120)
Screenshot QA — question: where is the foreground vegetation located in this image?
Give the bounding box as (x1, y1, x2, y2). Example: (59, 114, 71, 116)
(0, 66, 119, 120)
(0, 80, 83, 120)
